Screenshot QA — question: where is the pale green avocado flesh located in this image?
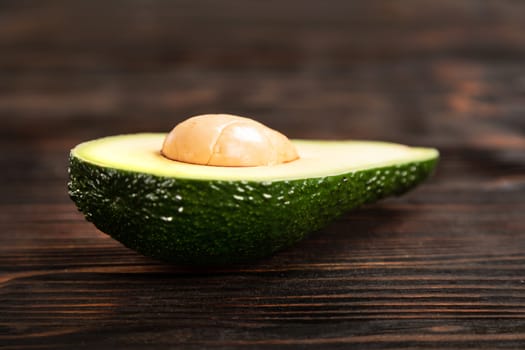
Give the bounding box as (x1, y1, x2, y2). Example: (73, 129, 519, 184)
(68, 133, 439, 265)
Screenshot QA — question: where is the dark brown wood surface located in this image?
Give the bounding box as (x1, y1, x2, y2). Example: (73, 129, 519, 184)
(1, 1, 525, 348)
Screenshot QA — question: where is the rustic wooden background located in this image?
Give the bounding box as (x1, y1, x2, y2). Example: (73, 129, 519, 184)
(1, 0, 525, 348)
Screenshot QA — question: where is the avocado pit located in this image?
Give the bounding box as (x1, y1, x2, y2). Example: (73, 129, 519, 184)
(161, 114, 299, 167)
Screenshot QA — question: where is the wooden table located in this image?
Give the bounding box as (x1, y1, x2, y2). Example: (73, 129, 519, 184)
(1, 1, 524, 348)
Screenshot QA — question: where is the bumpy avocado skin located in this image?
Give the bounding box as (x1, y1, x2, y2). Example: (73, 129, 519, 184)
(68, 155, 438, 265)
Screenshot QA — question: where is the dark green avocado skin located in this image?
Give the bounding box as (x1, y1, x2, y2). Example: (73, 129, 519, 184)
(68, 155, 438, 265)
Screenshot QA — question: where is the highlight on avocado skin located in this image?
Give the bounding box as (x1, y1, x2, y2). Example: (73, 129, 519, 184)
(68, 114, 439, 265)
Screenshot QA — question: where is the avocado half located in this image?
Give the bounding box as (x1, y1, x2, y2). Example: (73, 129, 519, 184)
(68, 133, 438, 265)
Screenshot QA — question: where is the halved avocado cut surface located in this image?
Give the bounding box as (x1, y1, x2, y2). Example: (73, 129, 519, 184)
(68, 133, 438, 265)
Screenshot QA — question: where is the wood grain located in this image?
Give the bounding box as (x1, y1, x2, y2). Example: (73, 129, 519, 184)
(1, 0, 525, 349)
